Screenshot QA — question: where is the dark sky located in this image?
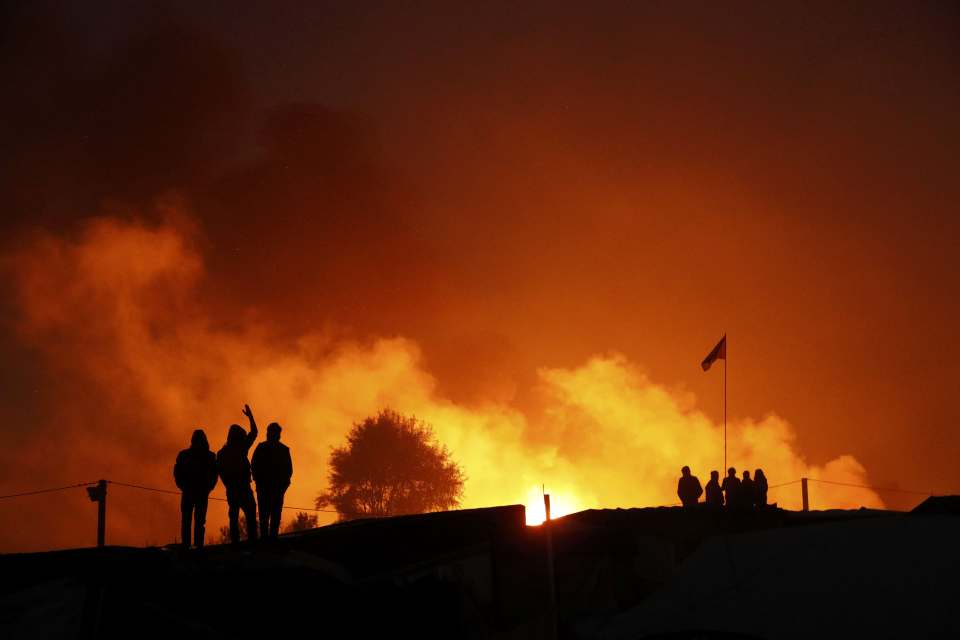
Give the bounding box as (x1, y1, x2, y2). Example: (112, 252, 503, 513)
(1, 1, 959, 548)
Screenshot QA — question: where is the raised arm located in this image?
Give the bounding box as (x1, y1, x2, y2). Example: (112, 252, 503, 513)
(242, 404, 258, 447)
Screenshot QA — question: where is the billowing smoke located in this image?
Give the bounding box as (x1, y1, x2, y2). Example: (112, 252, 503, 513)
(0, 215, 881, 551)
(10, 3, 949, 552)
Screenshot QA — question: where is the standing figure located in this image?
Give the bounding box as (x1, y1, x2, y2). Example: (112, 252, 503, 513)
(174, 429, 219, 548)
(677, 466, 703, 508)
(754, 469, 769, 508)
(252, 422, 293, 538)
(721, 467, 741, 509)
(217, 404, 259, 544)
(741, 470, 756, 509)
(704, 470, 724, 508)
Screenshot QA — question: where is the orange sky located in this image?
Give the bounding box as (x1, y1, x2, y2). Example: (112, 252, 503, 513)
(0, 2, 957, 551)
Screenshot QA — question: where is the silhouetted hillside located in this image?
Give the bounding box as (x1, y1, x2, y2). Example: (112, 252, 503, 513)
(2, 502, 958, 639)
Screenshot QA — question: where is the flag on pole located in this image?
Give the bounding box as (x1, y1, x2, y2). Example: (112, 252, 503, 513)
(701, 335, 726, 371)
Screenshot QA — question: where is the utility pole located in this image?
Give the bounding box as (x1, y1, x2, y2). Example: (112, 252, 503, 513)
(801, 478, 809, 512)
(86, 480, 107, 547)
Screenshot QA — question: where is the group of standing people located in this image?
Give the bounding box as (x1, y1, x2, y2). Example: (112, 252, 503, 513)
(677, 466, 769, 510)
(173, 404, 293, 548)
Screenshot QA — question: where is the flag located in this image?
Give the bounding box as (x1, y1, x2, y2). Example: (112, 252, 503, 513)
(701, 335, 726, 371)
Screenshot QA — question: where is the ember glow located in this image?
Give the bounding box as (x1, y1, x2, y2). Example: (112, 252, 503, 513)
(2, 3, 956, 553)
(524, 487, 583, 526)
(0, 217, 883, 550)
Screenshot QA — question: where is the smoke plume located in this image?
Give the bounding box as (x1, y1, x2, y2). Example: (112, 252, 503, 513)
(0, 215, 881, 551)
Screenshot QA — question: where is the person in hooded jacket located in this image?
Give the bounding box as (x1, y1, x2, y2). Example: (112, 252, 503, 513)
(721, 467, 740, 509)
(741, 470, 756, 509)
(676, 466, 703, 507)
(754, 468, 769, 508)
(217, 404, 259, 544)
(174, 429, 219, 548)
(251, 422, 293, 538)
(704, 470, 724, 509)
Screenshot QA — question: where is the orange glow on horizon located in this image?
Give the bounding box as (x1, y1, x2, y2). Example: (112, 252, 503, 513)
(0, 216, 888, 551)
(524, 487, 583, 525)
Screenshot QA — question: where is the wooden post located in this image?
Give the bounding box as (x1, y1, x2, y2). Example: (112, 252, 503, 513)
(87, 480, 107, 547)
(801, 477, 809, 512)
(543, 493, 557, 640)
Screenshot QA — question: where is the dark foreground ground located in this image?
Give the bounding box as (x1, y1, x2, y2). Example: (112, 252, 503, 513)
(2, 498, 958, 639)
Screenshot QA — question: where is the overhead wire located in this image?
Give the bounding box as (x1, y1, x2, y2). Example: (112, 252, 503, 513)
(767, 479, 801, 490)
(805, 478, 934, 496)
(0, 479, 343, 514)
(1, 477, 952, 509)
(105, 480, 342, 513)
(0, 481, 99, 500)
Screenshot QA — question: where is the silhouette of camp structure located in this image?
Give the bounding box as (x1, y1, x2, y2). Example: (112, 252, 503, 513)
(0, 411, 953, 638)
(3, 496, 960, 638)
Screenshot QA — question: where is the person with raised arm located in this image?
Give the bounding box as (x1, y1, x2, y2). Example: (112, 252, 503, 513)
(217, 404, 259, 545)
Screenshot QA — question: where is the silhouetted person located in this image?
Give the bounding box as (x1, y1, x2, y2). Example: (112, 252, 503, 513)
(705, 470, 724, 508)
(741, 470, 756, 509)
(754, 468, 768, 508)
(217, 404, 259, 544)
(251, 422, 293, 539)
(721, 467, 740, 509)
(677, 465, 703, 507)
(174, 429, 219, 548)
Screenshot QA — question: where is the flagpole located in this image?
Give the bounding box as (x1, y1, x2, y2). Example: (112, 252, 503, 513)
(701, 334, 728, 473)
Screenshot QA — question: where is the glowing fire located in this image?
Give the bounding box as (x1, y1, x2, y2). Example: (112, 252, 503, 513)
(524, 486, 583, 525)
(0, 216, 888, 551)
